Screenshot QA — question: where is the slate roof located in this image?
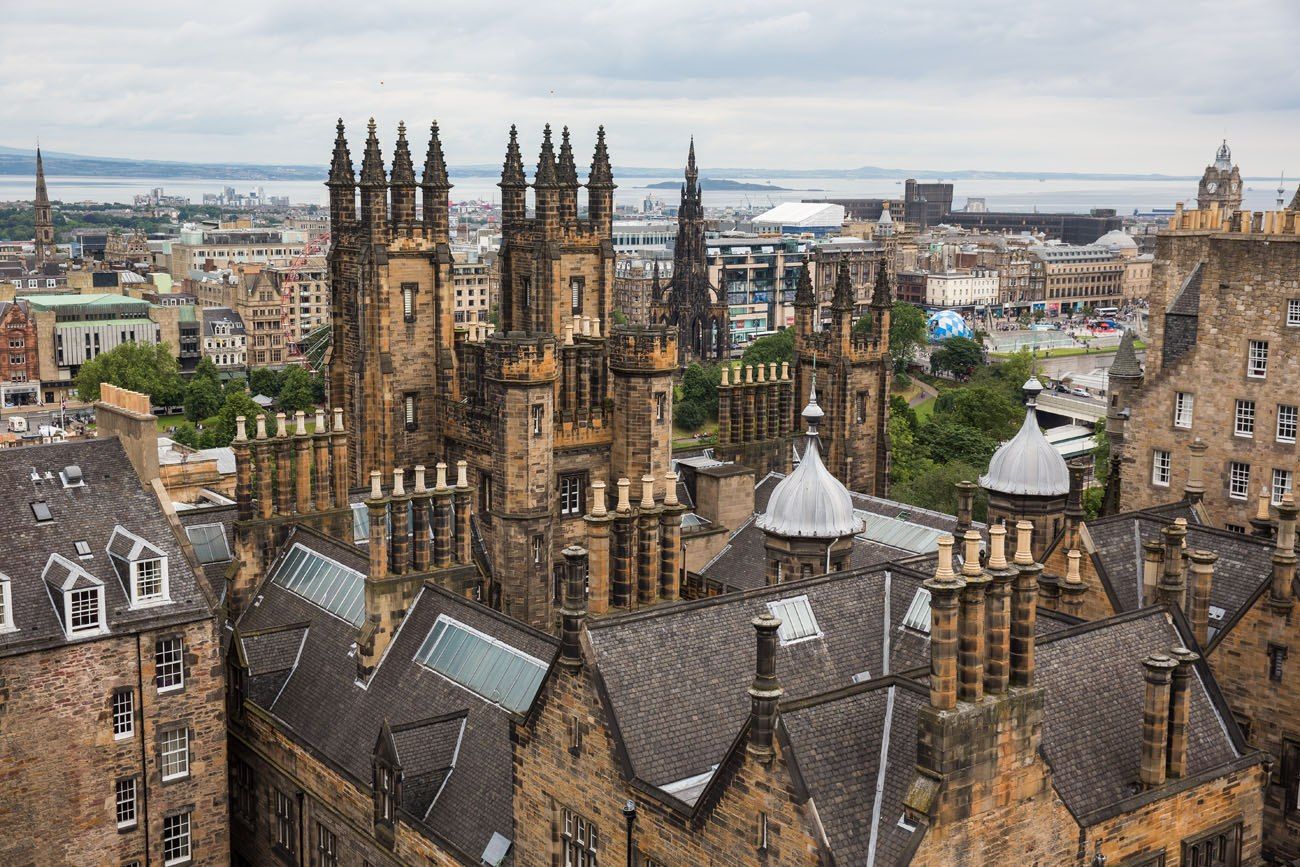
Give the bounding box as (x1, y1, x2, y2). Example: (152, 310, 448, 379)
(236, 527, 557, 863)
(1081, 509, 1273, 642)
(1168, 262, 1204, 315)
(0, 437, 213, 657)
(700, 475, 979, 590)
(768, 608, 1251, 864)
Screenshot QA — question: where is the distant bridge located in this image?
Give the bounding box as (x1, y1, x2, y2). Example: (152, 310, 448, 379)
(1037, 393, 1106, 425)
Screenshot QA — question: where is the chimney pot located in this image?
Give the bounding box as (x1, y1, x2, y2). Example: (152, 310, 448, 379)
(413, 465, 427, 494)
(1065, 549, 1082, 585)
(275, 411, 288, 437)
(1014, 520, 1034, 565)
(961, 529, 983, 577)
(255, 413, 268, 440)
(295, 410, 307, 436)
(456, 459, 469, 488)
(392, 468, 405, 498)
(332, 407, 345, 432)
(640, 475, 655, 510)
(664, 472, 679, 507)
(987, 522, 1008, 570)
(234, 415, 248, 443)
(369, 470, 383, 501)
(616, 478, 632, 513)
(436, 461, 448, 490)
(590, 480, 608, 517)
(314, 408, 326, 431)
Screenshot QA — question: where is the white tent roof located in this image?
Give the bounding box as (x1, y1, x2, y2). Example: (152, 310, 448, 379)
(752, 202, 846, 228)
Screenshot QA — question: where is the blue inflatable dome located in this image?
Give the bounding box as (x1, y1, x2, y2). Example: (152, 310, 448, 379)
(927, 309, 974, 343)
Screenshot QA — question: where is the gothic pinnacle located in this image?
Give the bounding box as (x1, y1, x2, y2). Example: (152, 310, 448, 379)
(390, 121, 415, 185)
(794, 262, 815, 306)
(501, 124, 526, 187)
(558, 126, 579, 186)
(422, 121, 450, 189)
(871, 256, 892, 308)
(588, 125, 614, 188)
(328, 118, 355, 185)
(832, 260, 854, 310)
(359, 117, 386, 186)
(535, 123, 558, 187)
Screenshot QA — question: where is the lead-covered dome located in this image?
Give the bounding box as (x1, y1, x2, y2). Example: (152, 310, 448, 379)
(756, 383, 863, 539)
(979, 377, 1070, 497)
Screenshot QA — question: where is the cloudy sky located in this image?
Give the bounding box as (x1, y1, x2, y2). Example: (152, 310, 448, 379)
(4, 0, 1298, 174)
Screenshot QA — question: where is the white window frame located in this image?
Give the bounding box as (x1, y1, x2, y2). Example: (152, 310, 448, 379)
(561, 808, 599, 867)
(67, 586, 105, 635)
(161, 726, 190, 781)
(559, 474, 583, 516)
(0, 576, 12, 632)
(1248, 340, 1269, 378)
(1235, 399, 1256, 438)
(1274, 468, 1293, 506)
(162, 811, 191, 866)
(1174, 392, 1193, 429)
(1152, 449, 1171, 487)
(1288, 299, 1300, 327)
(1229, 462, 1251, 500)
(1279, 405, 1298, 444)
(275, 790, 294, 850)
(113, 689, 135, 739)
(156, 637, 185, 693)
(115, 777, 138, 829)
(132, 557, 168, 605)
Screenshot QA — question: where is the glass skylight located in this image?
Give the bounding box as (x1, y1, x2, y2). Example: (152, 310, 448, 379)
(766, 595, 822, 645)
(414, 614, 547, 713)
(901, 588, 932, 634)
(272, 543, 366, 626)
(185, 524, 230, 564)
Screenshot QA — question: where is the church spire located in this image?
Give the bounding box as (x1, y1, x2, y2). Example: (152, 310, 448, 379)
(33, 146, 55, 269)
(686, 137, 697, 182)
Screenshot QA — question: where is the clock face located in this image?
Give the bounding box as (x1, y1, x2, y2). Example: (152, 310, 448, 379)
(1206, 181, 1218, 194)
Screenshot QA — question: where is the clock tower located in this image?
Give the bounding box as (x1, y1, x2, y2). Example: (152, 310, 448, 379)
(1197, 139, 1243, 211)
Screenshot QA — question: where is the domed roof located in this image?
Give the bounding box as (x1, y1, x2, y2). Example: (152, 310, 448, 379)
(927, 309, 974, 343)
(1095, 229, 1137, 250)
(979, 377, 1070, 497)
(756, 383, 863, 539)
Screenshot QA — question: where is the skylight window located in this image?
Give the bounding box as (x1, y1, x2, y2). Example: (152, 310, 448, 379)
(901, 588, 932, 634)
(185, 523, 231, 564)
(74, 540, 92, 558)
(351, 503, 370, 543)
(1209, 605, 1226, 622)
(414, 614, 548, 713)
(272, 543, 365, 626)
(31, 501, 52, 522)
(765, 595, 822, 645)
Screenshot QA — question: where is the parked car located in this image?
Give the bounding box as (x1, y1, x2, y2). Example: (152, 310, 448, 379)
(1071, 388, 1091, 398)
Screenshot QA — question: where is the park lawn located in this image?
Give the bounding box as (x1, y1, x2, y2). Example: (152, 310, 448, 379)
(913, 395, 937, 423)
(989, 339, 1146, 361)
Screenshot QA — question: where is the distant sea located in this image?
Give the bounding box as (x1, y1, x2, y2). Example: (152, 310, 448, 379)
(0, 174, 1288, 215)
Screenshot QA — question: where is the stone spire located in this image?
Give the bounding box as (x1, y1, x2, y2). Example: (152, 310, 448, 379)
(422, 121, 451, 189)
(587, 125, 614, 188)
(558, 126, 579, 187)
(680, 138, 702, 220)
(500, 124, 526, 187)
(359, 118, 386, 186)
(32, 146, 55, 269)
(831, 259, 854, 310)
(793, 262, 815, 307)
(686, 137, 698, 183)
(327, 119, 355, 186)
(389, 122, 416, 185)
(1290, 184, 1299, 211)
(534, 124, 558, 187)
(870, 255, 892, 309)
(1110, 328, 1142, 379)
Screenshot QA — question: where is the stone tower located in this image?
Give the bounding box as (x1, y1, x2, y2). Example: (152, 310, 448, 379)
(1196, 140, 1243, 211)
(33, 147, 55, 269)
(325, 121, 675, 631)
(652, 140, 728, 363)
(791, 258, 894, 496)
(327, 118, 457, 483)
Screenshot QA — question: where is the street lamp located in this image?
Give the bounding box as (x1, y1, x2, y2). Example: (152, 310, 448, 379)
(622, 799, 637, 867)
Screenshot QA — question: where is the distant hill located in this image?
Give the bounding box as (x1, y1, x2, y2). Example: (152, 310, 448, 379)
(0, 144, 1206, 183)
(644, 178, 796, 191)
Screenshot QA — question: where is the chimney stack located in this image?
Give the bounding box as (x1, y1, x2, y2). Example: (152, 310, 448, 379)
(453, 461, 472, 565)
(1183, 438, 1207, 504)
(433, 462, 454, 570)
(1011, 521, 1040, 689)
(954, 481, 976, 537)
(585, 480, 612, 614)
(926, 535, 965, 710)
(366, 471, 389, 580)
(274, 412, 292, 516)
(558, 545, 588, 670)
(1061, 549, 1087, 615)
(637, 475, 661, 606)
(659, 472, 686, 602)
(984, 523, 1016, 696)
(611, 479, 635, 608)
(747, 612, 783, 763)
(1270, 495, 1297, 613)
(1064, 459, 1087, 551)
(254, 414, 274, 520)
(313, 408, 331, 511)
(1186, 550, 1217, 646)
(958, 530, 988, 704)
(330, 408, 349, 511)
(1139, 654, 1178, 789)
(1167, 647, 1199, 779)
(233, 415, 253, 521)
(1251, 486, 1275, 539)
(389, 469, 410, 576)
(1142, 538, 1164, 605)
(1156, 522, 1188, 611)
(293, 410, 312, 514)
(412, 465, 431, 572)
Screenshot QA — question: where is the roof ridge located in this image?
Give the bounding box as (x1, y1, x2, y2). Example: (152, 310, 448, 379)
(780, 672, 927, 714)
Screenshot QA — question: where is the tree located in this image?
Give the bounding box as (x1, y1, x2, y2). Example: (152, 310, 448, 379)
(183, 375, 224, 422)
(740, 329, 794, 367)
(915, 417, 999, 468)
(892, 460, 988, 521)
(971, 348, 1034, 403)
(889, 302, 928, 373)
(675, 401, 706, 432)
(932, 385, 1023, 441)
(887, 413, 934, 488)
(209, 390, 276, 446)
(75, 342, 185, 406)
(248, 367, 283, 398)
(1092, 426, 1111, 485)
(929, 336, 984, 380)
(276, 366, 318, 414)
(888, 394, 917, 432)
(192, 356, 221, 383)
(680, 364, 720, 417)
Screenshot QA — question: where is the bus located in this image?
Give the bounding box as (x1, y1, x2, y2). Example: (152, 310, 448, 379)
(1096, 307, 1119, 317)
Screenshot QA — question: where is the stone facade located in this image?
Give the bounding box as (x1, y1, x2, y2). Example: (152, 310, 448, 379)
(1198, 141, 1244, 211)
(1116, 204, 1300, 530)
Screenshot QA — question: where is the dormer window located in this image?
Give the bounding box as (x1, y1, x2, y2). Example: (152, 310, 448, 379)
(68, 587, 103, 634)
(134, 559, 165, 603)
(109, 526, 170, 607)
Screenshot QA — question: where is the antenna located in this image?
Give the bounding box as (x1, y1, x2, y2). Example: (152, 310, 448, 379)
(1278, 172, 1287, 209)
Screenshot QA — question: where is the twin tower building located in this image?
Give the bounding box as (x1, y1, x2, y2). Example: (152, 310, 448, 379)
(325, 119, 893, 628)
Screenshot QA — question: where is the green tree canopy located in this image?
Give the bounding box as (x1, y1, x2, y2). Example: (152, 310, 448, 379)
(75, 342, 184, 406)
(929, 336, 984, 380)
(932, 385, 1024, 441)
(183, 375, 224, 422)
(209, 389, 277, 446)
(889, 303, 927, 373)
(740, 329, 794, 367)
(915, 417, 999, 468)
(891, 460, 988, 521)
(675, 401, 706, 432)
(192, 356, 221, 383)
(888, 394, 918, 432)
(276, 366, 319, 414)
(248, 367, 283, 398)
